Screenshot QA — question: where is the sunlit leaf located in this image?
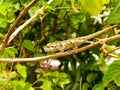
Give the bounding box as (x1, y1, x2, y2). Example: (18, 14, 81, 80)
(1, 47, 18, 58)
(14, 85, 23, 90)
(102, 60, 120, 86)
(16, 63, 27, 79)
(9, 71, 17, 79)
(0, 4, 7, 15)
(40, 79, 52, 90)
(0, 18, 7, 28)
(23, 83, 34, 90)
(78, 0, 104, 15)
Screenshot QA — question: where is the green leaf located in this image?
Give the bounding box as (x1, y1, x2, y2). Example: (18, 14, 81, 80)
(0, 13, 7, 28)
(0, 4, 7, 15)
(0, 78, 6, 86)
(0, 3, 19, 28)
(16, 63, 27, 79)
(23, 83, 34, 90)
(78, 0, 104, 15)
(14, 80, 26, 89)
(114, 75, 120, 86)
(105, 45, 116, 51)
(92, 83, 104, 90)
(71, 83, 80, 90)
(27, 62, 37, 67)
(1, 47, 18, 58)
(97, 53, 108, 73)
(70, 13, 85, 26)
(58, 72, 67, 78)
(106, 11, 120, 24)
(102, 60, 120, 86)
(50, 71, 59, 77)
(40, 79, 52, 90)
(82, 82, 90, 90)
(9, 71, 17, 79)
(7, 11, 15, 23)
(87, 73, 97, 83)
(106, 1, 120, 24)
(13, 80, 27, 90)
(14, 85, 23, 90)
(0, 18, 7, 28)
(57, 72, 70, 88)
(20, 0, 42, 17)
(22, 39, 34, 52)
(58, 78, 70, 88)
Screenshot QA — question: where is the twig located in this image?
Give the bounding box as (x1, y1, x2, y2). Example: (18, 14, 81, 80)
(100, 41, 120, 59)
(0, 35, 120, 62)
(8, 0, 53, 44)
(0, 0, 39, 52)
(0, 0, 54, 52)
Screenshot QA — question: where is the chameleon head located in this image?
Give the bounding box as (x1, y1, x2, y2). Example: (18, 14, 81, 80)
(43, 42, 65, 52)
(43, 45, 55, 52)
(43, 42, 60, 52)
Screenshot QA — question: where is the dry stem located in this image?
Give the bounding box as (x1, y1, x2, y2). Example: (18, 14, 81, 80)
(0, 35, 120, 62)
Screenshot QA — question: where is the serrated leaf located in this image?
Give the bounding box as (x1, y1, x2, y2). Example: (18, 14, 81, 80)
(16, 64, 27, 79)
(22, 39, 34, 52)
(102, 60, 120, 86)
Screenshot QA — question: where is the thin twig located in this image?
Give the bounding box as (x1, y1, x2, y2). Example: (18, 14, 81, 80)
(0, 0, 39, 52)
(0, 35, 120, 62)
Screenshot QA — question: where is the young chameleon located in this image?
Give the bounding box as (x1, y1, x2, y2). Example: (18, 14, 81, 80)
(44, 25, 116, 52)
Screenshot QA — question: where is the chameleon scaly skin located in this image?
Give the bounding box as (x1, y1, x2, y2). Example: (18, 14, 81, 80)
(44, 25, 116, 52)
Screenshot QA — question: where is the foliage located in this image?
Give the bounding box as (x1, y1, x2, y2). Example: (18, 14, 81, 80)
(0, 0, 120, 90)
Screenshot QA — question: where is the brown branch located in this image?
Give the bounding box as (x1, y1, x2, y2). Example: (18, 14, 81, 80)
(0, 35, 120, 62)
(8, 0, 53, 44)
(0, 0, 39, 52)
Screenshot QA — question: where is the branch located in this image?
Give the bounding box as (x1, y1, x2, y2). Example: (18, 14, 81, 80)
(0, 35, 120, 62)
(0, 0, 39, 52)
(0, 0, 54, 52)
(8, 0, 53, 44)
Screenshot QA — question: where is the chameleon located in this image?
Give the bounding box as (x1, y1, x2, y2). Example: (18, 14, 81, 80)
(44, 25, 116, 52)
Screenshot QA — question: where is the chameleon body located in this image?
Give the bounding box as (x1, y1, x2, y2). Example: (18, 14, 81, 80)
(44, 26, 115, 52)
